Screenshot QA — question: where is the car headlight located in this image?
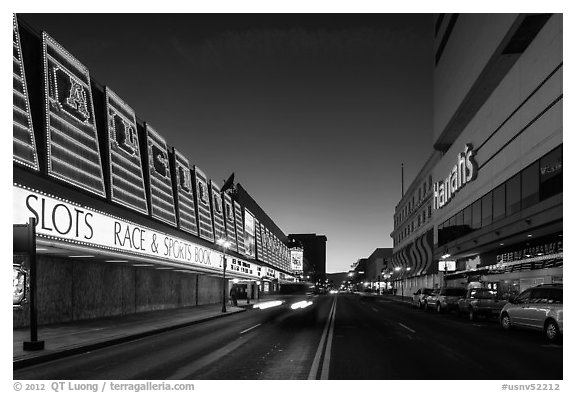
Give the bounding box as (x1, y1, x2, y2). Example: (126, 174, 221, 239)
(290, 300, 313, 310)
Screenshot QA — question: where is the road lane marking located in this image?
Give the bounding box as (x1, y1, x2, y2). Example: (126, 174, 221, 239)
(308, 297, 337, 380)
(240, 323, 261, 334)
(320, 296, 337, 380)
(398, 323, 416, 334)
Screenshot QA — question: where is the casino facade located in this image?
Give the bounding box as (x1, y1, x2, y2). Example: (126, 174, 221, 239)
(390, 14, 562, 297)
(12, 16, 298, 327)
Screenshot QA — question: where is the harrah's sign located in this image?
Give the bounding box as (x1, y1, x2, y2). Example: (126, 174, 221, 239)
(433, 144, 478, 209)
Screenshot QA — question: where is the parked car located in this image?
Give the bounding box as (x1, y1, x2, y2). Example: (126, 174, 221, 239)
(425, 287, 467, 313)
(457, 288, 507, 321)
(412, 288, 435, 309)
(500, 284, 563, 342)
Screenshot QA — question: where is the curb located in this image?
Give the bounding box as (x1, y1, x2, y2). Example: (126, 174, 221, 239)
(13, 308, 246, 370)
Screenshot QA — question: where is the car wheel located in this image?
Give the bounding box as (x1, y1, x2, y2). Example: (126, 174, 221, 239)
(501, 313, 512, 331)
(436, 303, 442, 313)
(545, 320, 560, 342)
(468, 308, 475, 321)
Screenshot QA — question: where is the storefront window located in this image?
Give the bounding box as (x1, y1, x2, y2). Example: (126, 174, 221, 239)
(472, 199, 481, 229)
(540, 146, 562, 200)
(481, 192, 493, 227)
(493, 183, 506, 222)
(521, 161, 540, 209)
(506, 173, 521, 216)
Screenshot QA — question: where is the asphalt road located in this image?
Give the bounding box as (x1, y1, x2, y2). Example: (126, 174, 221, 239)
(13, 293, 563, 380)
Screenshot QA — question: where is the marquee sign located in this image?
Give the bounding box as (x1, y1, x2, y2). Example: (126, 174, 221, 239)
(13, 185, 237, 274)
(222, 193, 238, 252)
(105, 88, 148, 215)
(194, 166, 214, 242)
(210, 181, 225, 241)
(146, 124, 177, 226)
(434, 144, 478, 209)
(42, 32, 106, 197)
(172, 149, 199, 236)
(13, 16, 39, 171)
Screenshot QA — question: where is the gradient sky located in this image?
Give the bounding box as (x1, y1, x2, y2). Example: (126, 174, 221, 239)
(19, 14, 433, 273)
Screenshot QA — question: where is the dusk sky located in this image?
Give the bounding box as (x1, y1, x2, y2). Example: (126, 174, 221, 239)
(19, 13, 434, 273)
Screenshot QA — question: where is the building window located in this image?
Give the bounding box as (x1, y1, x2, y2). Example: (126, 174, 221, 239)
(493, 183, 506, 222)
(428, 204, 432, 218)
(539, 146, 562, 200)
(472, 199, 482, 230)
(521, 161, 539, 209)
(506, 173, 521, 216)
(463, 205, 472, 232)
(481, 192, 493, 227)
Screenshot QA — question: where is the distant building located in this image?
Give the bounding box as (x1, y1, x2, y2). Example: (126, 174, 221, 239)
(288, 234, 327, 283)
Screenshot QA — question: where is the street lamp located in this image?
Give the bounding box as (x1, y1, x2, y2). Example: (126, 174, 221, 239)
(217, 238, 231, 313)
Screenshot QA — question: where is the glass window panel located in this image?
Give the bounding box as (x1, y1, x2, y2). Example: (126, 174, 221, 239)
(540, 146, 562, 200)
(521, 162, 540, 209)
(463, 205, 472, 232)
(472, 199, 482, 229)
(493, 184, 506, 222)
(506, 174, 521, 216)
(481, 192, 493, 227)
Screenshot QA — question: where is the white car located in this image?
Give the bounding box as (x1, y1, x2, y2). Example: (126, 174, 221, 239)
(500, 284, 563, 342)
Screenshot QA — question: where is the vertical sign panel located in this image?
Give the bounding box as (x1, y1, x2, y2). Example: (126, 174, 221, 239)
(234, 201, 246, 255)
(145, 124, 176, 226)
(263, 227, 270, 265)
(210, 181, 225, 241)
(223, 193, 238, 252)
(254, 217, 263, 262)
(13, 16, 38, 170)
(244, 209, 255, 258)
(172, 149, 198, 235)
(43, 33, 105, 196)
(105, 88, 148, 214)
(194, 166, 214, 242)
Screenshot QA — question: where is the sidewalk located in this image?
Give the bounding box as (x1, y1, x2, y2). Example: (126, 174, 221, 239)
(13, 303, 246, 369)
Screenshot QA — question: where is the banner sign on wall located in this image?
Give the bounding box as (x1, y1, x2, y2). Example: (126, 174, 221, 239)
(222, 193, 238, 252)
(254, 217, 263, 262)
(194, 166, 214, 242)
(146, 124, 177, 226)
(43, 32, 106, 197)
(13, 16, 38, 171)
(172, 149, 199, 236)
(234, 201, 246, 255)
(105, 87, 148, 215)
(244, 209, 256, 258)
(290, 248, 303, 272)
(210, 181, 225, 241)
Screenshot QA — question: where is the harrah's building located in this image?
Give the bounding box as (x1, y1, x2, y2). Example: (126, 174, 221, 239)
(391, 14, 562, 297)
(12, 16, 296, 327)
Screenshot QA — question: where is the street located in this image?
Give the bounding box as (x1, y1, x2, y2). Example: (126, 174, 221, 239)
(13, 293, 562, 380)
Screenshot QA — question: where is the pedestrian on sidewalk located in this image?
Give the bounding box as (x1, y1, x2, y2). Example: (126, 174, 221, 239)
(230, 285, 238, 306)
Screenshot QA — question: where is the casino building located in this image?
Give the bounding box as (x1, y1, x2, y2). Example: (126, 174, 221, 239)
(390, 14, 562, 297)
(12, 16, 296, 328)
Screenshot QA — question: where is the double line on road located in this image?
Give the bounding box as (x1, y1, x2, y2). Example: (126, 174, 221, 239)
(308, 296, 337, 380)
